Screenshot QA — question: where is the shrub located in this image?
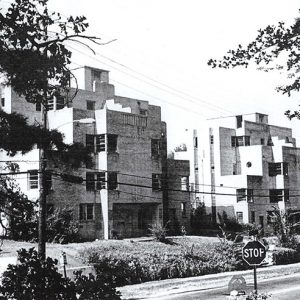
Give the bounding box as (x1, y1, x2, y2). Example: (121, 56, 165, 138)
(273, 247, 300, 265)
(0, 248, 121, 300)
(46, 207, 80, 244)
(148, 223, 168, 242)
(84, 239, 248, 286)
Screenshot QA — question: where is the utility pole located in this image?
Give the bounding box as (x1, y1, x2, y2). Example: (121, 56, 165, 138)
(38, 88, 48, 260)
(38, 38, 48, 260)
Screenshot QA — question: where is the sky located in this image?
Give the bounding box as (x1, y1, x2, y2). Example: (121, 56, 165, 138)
(5, 0, 300, 150)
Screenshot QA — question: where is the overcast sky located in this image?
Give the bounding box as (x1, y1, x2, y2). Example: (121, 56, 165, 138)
(10, 0, 300, 149)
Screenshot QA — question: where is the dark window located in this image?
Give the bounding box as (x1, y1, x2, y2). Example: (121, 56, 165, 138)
(56, 96, 65, 110)
(181, 202, 187, 217)
(231, 136, 250, 147)
(210, 135, 214, 144)
(36, 102, 41, 111)
(269, 189, 289, 203)
(28, 170, 38, 189)
(259, 216, 264, 228)
(86, 134, 94, 152)
(236, 115, 243, 128)
(194, 137, 198, 148)
(231, 136, 237, 147)
(247, 189, 254, 202)
(269, 163, 288, 176)
(260, 138, 265, 145)
(152, 174, 161, 190)
(92, 70, 101, 80)
(140, 109, 147, 116)
(251, 211, 255, 224)
(107, 134, 118, 152)
(86, 172, 95, 191)
(108, 172, 118, 190)
(47, 98, 54, 110)
(80, 204, 94, 220)
(1, 97, 4, 107)
(86, 100, 95, 110)
(237, 188, 246, 202)
(96, 172, 106, 190)
(151, 139, 160, 157)
(96, 134, 105, 152)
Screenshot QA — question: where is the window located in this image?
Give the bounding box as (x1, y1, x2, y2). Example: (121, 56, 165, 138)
(86, 100, 95, 110)
(152, 174, 161, 190)
(269, 162, 288, 176)
(251, 211, 255, 224)
(231, 136, 250, 147)
(107, 172, 118, 190)
(28, 170, 38, 189)
(56, 96, 65, 110)
(86, 173, 95, 191)
(236, 189, 253, 202)
(79, 204, 94, 221)
(194, 137, 198, 148)
(210, 135, 214, 144)
(36, 102, 41, 111)
(236, 212, 243, 223)
(86, 134, 94, 152)
(181, 202, 187, 217)
(151, 139, 161, 157)
(86, 172, 106, 191)
(140, 109, 147, 116)
(260, 138, 265, 145)
(47, 98, 54, 110)
(107, 134, 118, 152)
(236, 115, 243, 128)
(92, 70, 101, 80)
(181, 176, 189, 191)
(96, 134, 105, 152)
(259, 216, 264, 228)
(269, 189, 289, 203)
(1, 97, 4, 107)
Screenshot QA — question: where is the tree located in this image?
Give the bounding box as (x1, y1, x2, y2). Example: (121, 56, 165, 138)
(208, 9, 300, 119)
(0, 0, 103, 259)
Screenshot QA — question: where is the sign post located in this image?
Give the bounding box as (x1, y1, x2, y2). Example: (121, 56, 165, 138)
(242, 240, 266, 296)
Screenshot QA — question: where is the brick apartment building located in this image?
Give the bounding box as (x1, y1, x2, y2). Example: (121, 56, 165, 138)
(0, 66, 190, 240)
(176, 113, 300, 232)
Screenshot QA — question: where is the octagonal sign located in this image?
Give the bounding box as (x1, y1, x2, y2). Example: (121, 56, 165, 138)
(242, 240, 266, 266)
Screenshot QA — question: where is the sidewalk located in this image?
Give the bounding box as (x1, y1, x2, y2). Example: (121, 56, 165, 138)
(118, 262, 300, 299)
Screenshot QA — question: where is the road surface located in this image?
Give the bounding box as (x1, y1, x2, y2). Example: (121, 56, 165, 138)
(151, 273, 300, 300)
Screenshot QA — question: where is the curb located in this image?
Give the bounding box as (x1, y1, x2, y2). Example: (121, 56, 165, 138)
(118, 262, 300, 299)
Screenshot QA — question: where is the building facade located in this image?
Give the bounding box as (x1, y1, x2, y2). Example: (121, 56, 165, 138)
(0, 66, 190, 240)
(176, 113, 300, 232)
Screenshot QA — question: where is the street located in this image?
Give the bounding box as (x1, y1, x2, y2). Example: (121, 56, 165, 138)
(150, 273, 300, 300)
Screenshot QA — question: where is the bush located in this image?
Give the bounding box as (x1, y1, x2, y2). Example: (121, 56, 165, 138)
(84, 239, 246, 286)
(148, 223, 168, 242)
(273, 247, 300, 265)
(46, 207, 80, 244)
(0, 248, 121, 300)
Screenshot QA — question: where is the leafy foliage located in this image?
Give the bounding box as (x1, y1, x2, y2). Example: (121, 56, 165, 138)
(83, 238, 246, 286)
(208, 10, 300, 119)
(46, 207, 80, 244)
(148, 223, 168, 242)
(0, 0, 103, 105)
(0, 175, 37, 241)
(0, 248, 121, 300)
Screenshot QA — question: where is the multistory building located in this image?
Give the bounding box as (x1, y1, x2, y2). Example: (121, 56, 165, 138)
(176, 113, 300, 232)
(0, 66, 190, 239)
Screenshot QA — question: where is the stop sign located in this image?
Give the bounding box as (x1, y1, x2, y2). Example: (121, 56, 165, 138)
(242, 240, 266, 266)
